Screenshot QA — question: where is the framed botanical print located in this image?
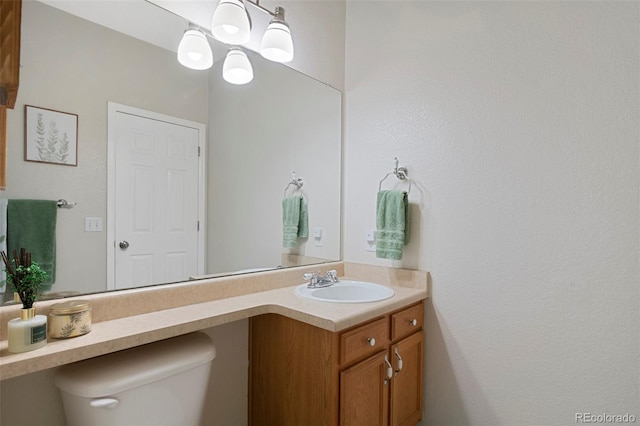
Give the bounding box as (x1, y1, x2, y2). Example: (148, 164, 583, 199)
(24, 105, 78, 166)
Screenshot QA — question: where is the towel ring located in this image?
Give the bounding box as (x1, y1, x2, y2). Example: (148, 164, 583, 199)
(378, 158, 411, 193)
(283, 172, 304, 198)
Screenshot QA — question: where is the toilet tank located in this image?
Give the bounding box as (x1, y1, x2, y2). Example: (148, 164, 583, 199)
(55, 332, 216, 426)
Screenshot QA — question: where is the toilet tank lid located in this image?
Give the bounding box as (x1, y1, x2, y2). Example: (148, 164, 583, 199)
(54, 332, 216, 398)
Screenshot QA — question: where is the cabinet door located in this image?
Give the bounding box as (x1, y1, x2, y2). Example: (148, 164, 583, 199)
(340, 351, 390, 426)
(390, 332, 423, 426)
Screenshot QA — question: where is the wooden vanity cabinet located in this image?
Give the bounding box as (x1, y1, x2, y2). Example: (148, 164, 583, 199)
(249, 301, 424, 426)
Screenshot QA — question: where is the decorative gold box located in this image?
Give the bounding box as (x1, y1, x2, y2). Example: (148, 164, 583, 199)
(48, 300, 92, 339)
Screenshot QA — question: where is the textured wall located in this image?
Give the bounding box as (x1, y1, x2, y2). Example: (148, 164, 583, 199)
(343, 2, 639, 424)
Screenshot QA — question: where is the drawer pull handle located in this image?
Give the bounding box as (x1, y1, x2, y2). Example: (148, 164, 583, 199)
(409, 319, 417, 326)
(367, 337, 376, 347)
(394, 348, 403, 375)
(384, 355, 393, 384)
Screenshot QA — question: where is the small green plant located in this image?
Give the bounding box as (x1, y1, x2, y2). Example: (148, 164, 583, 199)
(1, 249, 48, 309)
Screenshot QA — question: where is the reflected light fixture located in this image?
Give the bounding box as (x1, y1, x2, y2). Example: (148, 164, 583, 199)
(223, 48, 254, 85)
(260, 6, 294, 63)
(211, 0, 251, 45)
(177, 28, 213, 70)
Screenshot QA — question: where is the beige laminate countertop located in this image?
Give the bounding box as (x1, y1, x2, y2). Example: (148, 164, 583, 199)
(0, 262, 428, 381)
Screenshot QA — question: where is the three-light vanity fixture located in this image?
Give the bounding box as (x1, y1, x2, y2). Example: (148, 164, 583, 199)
(177, 0, 294, 85)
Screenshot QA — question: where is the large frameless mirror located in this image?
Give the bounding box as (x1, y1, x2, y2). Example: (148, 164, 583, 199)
(2, 0, 341, 302)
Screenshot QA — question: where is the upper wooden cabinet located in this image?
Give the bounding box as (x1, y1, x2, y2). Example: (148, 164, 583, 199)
(0, 0, 22, 109)
(0, 0, 21, 189)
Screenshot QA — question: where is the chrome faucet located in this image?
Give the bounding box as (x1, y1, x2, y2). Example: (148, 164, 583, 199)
(304, 270, 339, 288)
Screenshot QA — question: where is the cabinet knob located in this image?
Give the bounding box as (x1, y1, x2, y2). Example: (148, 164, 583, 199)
(366, 337, 376, 347)
(409, 319, 417, 326)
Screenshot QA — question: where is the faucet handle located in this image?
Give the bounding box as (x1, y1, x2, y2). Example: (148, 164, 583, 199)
(303, 272, 320, 285)
(326, 270, 338, 281)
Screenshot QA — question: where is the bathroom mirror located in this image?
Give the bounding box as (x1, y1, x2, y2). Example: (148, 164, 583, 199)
(2, 0, 341, 301)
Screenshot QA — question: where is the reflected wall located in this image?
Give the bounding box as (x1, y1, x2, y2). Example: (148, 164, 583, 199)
(208, 53, 342, 274)
(4, 0, 209, 297)
(3, 0, 341, 299)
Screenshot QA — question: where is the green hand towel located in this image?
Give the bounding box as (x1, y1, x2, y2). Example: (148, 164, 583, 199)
(7, 199, 57, 290)
(298, 197, 309, 239)
(283, 195, 309, 248)
(283, 196, 302, 248)
(376, 190, 409, 260)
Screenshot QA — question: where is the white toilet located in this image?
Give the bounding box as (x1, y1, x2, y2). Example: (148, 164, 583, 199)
(54, 332, 216, 426)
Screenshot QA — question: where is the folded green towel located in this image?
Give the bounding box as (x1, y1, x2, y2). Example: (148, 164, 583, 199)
(282, 195, 309, 247)
(7, 199, 57, 290)
(376, 190, 409, 260)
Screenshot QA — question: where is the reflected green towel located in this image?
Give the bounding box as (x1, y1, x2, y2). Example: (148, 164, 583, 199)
(7, 199, 57, 290)
(282, 195, 308, 248)
(298, 198, 308, 239)
(376, 190, 409, 260)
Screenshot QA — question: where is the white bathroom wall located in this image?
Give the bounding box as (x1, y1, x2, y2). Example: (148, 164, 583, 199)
(266, 0, 347, 91)
(343, 1, 639, 425)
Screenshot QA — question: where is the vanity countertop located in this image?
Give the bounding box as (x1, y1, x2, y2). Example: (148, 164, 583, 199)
(0, 262, 428, 381)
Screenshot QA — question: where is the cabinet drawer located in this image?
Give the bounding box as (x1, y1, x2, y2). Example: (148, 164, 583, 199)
(340, 317, 389, 365)
(391, 303, 424, 341)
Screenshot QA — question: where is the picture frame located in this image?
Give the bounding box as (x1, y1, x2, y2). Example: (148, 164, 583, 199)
(24, 105, 78, 166)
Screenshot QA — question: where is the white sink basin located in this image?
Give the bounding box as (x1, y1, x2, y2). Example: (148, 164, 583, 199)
(294, 280, 394, 303)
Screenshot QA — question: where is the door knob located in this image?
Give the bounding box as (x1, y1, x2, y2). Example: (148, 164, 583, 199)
(119, 241, 130, 250)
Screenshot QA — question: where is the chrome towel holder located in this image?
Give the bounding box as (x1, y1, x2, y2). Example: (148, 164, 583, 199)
(57, 199, 77, 209)
(378, 157, 411, 193)
(283, 172, 304, 197)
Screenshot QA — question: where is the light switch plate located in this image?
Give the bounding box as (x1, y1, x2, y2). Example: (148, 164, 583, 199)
(85, 217, 103, 232)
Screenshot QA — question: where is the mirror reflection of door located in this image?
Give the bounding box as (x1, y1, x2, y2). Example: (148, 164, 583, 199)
(107, 103, 205, 290)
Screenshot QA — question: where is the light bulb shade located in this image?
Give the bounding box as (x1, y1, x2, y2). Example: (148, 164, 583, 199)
(177, 29, 213, 70)
(260, 20, 293, 63)
(211, 0, 251, 45)
(223, 48, 253, 85)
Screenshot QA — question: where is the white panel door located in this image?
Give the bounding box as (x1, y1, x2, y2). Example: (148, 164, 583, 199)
(113, 111, 200, 289)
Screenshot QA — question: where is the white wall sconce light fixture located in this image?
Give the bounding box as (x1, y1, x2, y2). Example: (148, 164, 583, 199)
(177, 0, 294, 83)
(177, 27, 214, 70)
(211, 0, 252, 45)
(259, 6, 293, 63)
(223, 47, 254, 85)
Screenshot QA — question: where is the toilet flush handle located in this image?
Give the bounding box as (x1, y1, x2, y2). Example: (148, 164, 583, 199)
(90, 397, 119, 409)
